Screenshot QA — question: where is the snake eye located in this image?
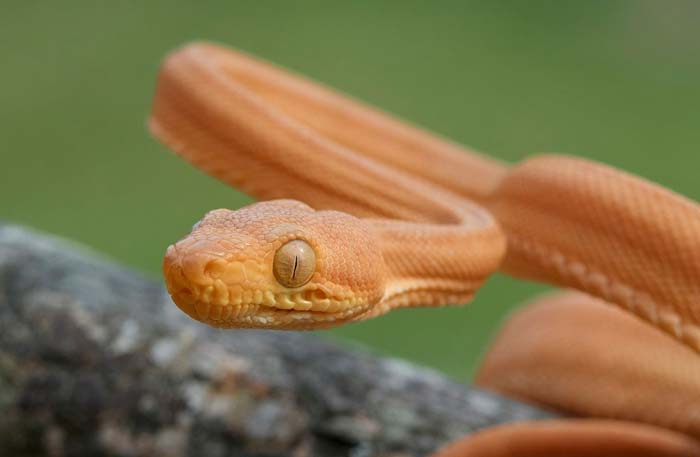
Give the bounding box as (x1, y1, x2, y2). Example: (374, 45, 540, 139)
(273, 239, 316, 288)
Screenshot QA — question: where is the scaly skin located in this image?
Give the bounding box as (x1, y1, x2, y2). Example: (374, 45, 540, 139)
(153, 42, 505, 328)
(150, 42, 700, 456)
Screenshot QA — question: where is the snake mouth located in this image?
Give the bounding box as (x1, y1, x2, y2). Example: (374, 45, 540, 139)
(170, 286, 368, 329)
(166, 270, 369, 328)
(177, 284, 361, 311)
(186, 301, 365, 329)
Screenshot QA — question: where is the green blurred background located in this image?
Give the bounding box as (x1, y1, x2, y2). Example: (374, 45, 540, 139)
(2, 1, 698, 381)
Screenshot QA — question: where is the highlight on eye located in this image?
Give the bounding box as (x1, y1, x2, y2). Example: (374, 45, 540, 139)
(273, 239, 316, 288)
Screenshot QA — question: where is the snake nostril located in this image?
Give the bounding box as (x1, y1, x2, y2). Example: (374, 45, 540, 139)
(180, 253, 216, 284)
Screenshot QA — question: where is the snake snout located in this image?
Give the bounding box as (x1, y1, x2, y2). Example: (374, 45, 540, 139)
(163, 239, 241, 323)
(165, 240, 227, 286)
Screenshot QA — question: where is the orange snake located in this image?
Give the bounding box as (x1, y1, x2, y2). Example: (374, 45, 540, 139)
(150, 42, 700, 456)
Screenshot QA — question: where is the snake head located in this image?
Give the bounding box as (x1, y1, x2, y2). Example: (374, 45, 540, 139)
(163, 200, 386, 329)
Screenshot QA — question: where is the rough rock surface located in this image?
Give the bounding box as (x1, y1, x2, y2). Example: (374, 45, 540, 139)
(0, 224, 555, 457)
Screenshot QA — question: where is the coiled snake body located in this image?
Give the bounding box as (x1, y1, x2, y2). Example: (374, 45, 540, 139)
(151, 43, 700, 456)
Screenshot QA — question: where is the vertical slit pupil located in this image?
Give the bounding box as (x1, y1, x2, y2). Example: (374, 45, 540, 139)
(292, 255, 298, 279)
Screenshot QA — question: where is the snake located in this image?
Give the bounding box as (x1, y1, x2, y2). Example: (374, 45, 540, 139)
(150, 42, 700, 456)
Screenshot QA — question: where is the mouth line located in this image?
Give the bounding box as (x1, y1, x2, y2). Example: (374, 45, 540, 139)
(174, 285, 361, 315)
(178, 298, 366, 328)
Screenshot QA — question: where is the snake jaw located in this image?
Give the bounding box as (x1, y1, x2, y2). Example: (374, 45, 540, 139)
(164, 261, 370, 329)
(162, 201, 386, 329)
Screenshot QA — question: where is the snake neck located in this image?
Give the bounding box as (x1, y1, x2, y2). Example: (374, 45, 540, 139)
(361, 207, 506, 315)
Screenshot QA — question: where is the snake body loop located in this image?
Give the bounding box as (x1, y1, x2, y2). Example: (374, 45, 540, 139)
(151, 42, 700, 455)
(152, 43, 506, 328)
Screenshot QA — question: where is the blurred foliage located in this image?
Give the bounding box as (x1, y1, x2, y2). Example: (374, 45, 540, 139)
(1, 1, 698, 380)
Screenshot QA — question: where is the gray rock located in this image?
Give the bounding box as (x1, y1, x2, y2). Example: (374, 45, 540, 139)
(0, 224, 556, 457)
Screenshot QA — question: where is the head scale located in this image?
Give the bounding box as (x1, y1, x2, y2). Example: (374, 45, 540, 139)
(163, 200, 385, 329)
